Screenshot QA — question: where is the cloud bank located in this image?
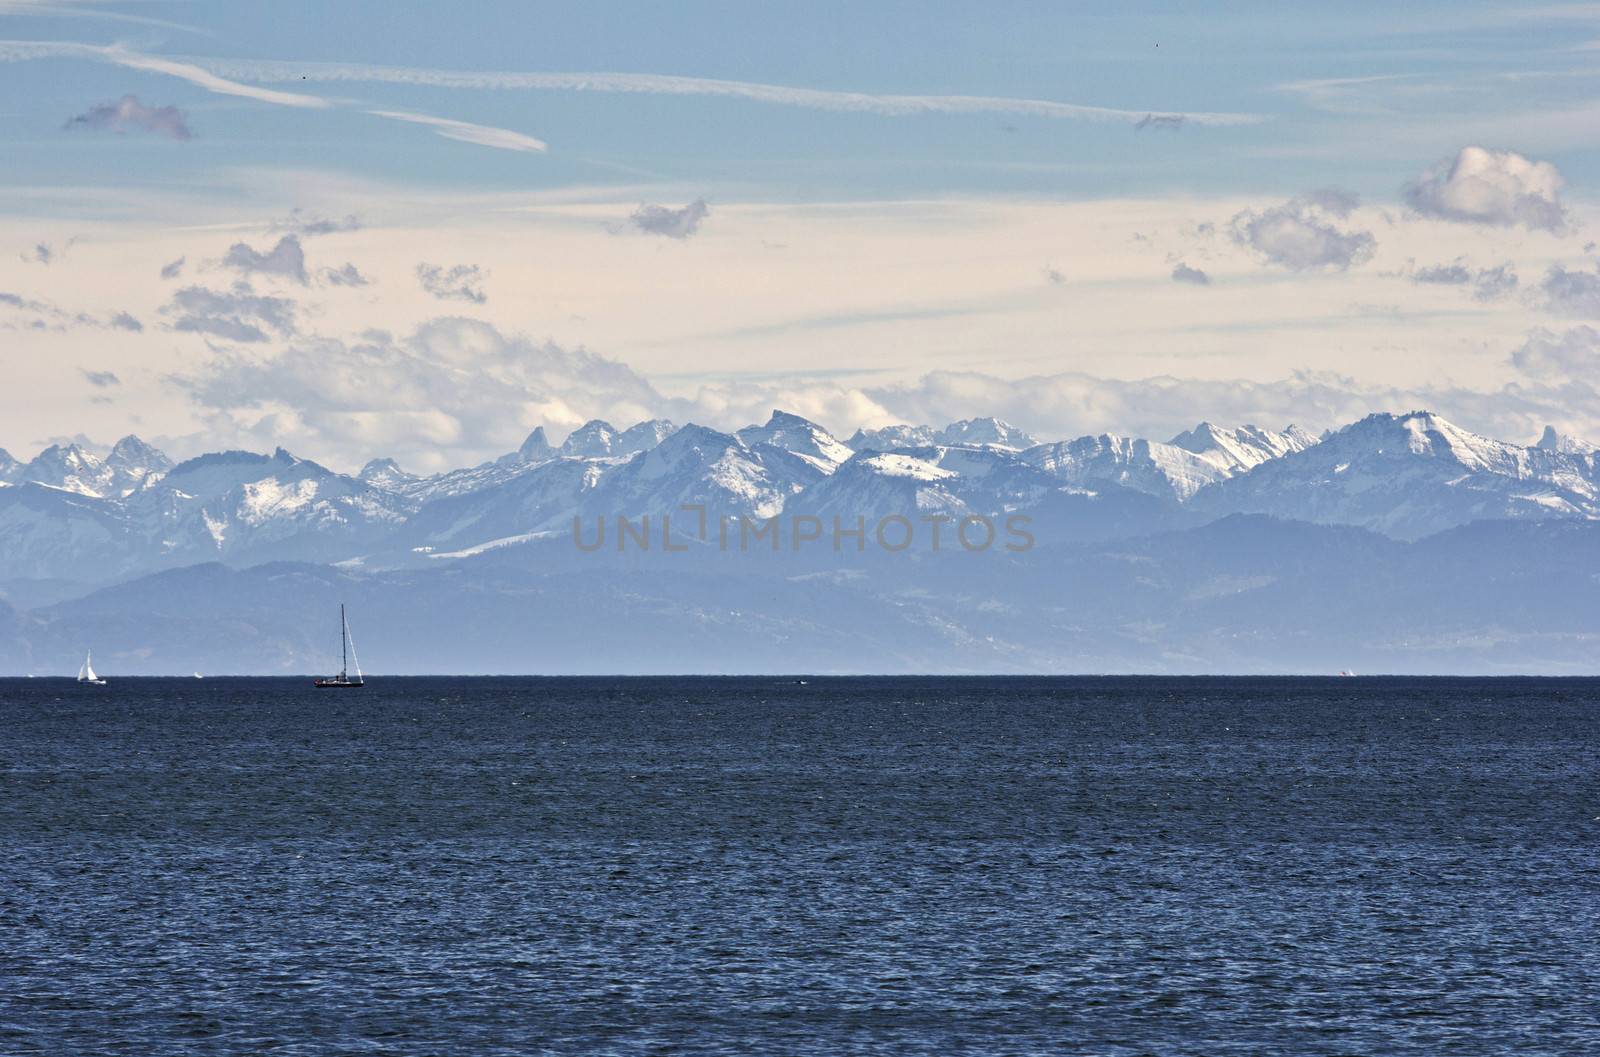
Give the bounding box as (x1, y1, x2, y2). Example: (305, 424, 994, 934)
(180, 317, 664, 470)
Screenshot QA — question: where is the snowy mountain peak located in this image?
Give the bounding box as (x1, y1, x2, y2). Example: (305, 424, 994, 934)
(845, 418, 1037, 453)
(1334, 411, 1522, 474)
(107, 434, 168, 466)
(517, 426, 555, 463)
(1168, 421, 1319, 472)
(358, 457, 420, 492)
(846, 424, 939, 452)
(937, 417, 1039, 450)
(560, 420, 619, 458)
(103, 434, 172, 495)
(1536, 425, 1597, 454)
(17, 443, 113, 497)
(613, 419, 678, 457)
(738, 410, 853, 470)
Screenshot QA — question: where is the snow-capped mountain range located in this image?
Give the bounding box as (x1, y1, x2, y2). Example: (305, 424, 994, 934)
(3, 409, 1598, 600)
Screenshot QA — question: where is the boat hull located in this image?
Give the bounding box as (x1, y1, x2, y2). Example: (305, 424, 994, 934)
(313, 679, 365, 688)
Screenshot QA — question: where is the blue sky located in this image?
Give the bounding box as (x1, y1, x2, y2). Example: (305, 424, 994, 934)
(6, 1, 1600, 199)
(4, 2, 1600, 470)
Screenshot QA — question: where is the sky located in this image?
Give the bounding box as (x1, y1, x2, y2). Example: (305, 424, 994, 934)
(4, 1, 1600, 472)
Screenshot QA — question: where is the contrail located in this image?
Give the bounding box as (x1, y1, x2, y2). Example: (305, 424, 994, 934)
(190, 57, 1264, 128)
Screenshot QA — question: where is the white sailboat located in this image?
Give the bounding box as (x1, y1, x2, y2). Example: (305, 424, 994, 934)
(77, 650, 107, 686)
(314, 603, 365, 688)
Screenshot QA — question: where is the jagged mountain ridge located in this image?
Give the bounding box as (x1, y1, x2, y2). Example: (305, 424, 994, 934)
(1192, 411, 1600, 540)
(3, 410, 1598, 601)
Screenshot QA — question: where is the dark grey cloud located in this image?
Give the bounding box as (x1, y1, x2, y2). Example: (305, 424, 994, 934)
(223, 235, 307, 284)
(64, 94, 192, 140)
(1134, 113, 1185, 131)
(1042, 266, 1066, 286)
(1471, 264, 1518, 302)
(630, 199, 709, 239)
(164, 284, 297, 343)
(1404, 146, 1567, 233)
(1171, 262, 1211, 285)
(0, 291, 46, 311)
(1541, 265, 1600, 318)
(82, 370, 120, 388)
(1230, 191, 1375, 271)
(320, 263, 369, 287)
(416, 262, 486, 303)
(1412, 260, 1518, 302)
(1413, 262, 1473, 285)
(23, 243, 52, 264)
(1, 291, 144, 332)
(272, 208, 362, 237)
(159, 256, 185, 280)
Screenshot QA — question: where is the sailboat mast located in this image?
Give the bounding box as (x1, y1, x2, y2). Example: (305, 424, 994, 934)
(340, 603, 348, 677)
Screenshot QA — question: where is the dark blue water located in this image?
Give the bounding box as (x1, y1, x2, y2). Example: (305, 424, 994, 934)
(1, 676, 1597, 1055)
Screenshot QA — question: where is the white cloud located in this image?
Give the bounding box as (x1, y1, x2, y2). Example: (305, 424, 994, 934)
(367, 109, 547, 153)
(0, 1, 198, 32)
(188, 57, 1264, 127)
(1404, 146, 1567, 232)
(0, 42, 550, 154)
(1511, 325, 1600, 380)
(1230, 192, 1376, 271)
(179, 318, 665, 471)
(0, 41, 341, 109)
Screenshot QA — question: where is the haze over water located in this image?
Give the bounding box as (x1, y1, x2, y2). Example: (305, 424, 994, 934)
(2, 676, 1597, 1055)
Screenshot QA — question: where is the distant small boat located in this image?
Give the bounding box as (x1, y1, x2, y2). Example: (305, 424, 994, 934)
(77, 650, 107, 686)
(193, 672, 204, 679)
(314, 603, 366, 689)
(1338, 669, 1357, 677)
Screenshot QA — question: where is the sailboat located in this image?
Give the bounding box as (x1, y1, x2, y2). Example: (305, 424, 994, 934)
(313, 603, 365, 688)
(77, 650, 107, 686)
